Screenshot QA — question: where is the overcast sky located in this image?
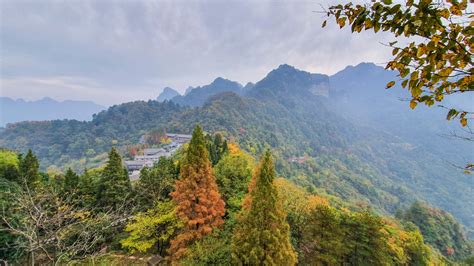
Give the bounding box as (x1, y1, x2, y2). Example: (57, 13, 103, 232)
(0, 0, 396, 106)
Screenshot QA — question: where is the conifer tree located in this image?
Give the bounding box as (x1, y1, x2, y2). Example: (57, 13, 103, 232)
(232, 150, 297, 266)
(96, 148, 131, 210)
(342, 211, 392, 265)
(77, 168, 97, 208)
(19, 149, 40, 188)
(63, 167, 79, 194)
(206, 133, 228, 166)
(168, 125, 225, 261)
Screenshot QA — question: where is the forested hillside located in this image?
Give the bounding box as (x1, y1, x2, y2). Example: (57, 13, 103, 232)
(1, 131, 467, 264)
(1, 63, 472, 237)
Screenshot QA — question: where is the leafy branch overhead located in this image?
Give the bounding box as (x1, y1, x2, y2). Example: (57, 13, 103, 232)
(323, 0, 473, 126)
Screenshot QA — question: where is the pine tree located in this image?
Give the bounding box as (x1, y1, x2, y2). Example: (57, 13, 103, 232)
(301, 204, 347, 265)
(19, 149, 40, 188)
(232, 150, 297, 266)
(96, 148, 131, 210)
(63, 167, 79, 194)
(168, 125, 225, 261)
(77, 168, 97, 208)
(206, 133, 228, 166)
(342, 211, 392, 265)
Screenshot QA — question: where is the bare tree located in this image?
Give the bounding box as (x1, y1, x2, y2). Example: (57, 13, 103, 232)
(1, 181, 137, 265)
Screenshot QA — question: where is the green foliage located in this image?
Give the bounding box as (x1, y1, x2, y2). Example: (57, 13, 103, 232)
(121, 200, 182, 256)
(214, 144, 254, 214)
(19, 149, 40, 188)
(205, 132, 228, 166)
(324, 0, 473, 126)
(0, 101, 183, 170)
(184, 125, 208, 165)
(399, 201, 473, 261)
(76, 168, 100, 208)
(63, 167, 79, 194)
(1, 83, 471, 233)
(343, 211, 393, 265)
(180, 230, 233, 266)
(301, 204, 347, 265)
(96, 148, 131, 210)
(0, 146, 464, 265)
(0, 149, 20, 182)
(232, 150, 297, 265)
(403, 229, 433, 266)
(135, 157, 178, 209)
(0, 178, 25, 262)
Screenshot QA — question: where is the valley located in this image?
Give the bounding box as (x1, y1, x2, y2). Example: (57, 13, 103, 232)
(2, 63, 472, 237)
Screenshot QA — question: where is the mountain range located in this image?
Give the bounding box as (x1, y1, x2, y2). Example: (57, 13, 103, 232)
(1, 63, 472, 236)
(0, 97, 105, 127)
(156, 87, 180, 102)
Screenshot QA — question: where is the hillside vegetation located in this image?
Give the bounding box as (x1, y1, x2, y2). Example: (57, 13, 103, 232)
(1, 63, 472, 236)
(3, 132, 468, 265)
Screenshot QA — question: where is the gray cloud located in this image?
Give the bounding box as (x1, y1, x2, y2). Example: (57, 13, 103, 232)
(1, 0, 396, 105)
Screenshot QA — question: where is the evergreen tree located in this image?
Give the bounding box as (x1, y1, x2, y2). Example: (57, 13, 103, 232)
(232, 150, 297, 266)
(96, 148, 131, 210)
(342, 211, 392, 265)
(136, 157, 178, 209)
(168, 125, 225, 261)
(18, 149, 40, 188)
(63, 168, 79, 194)
(206, 133, 228, 166)
(300, 204, 347, 265)
(77, 168, 97, 208)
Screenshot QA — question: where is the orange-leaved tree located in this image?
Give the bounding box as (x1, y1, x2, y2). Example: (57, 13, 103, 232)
(168, 125, 225, 261)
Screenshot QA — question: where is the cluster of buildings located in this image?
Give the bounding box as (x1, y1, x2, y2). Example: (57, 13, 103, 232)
(125, 133, 192, 180)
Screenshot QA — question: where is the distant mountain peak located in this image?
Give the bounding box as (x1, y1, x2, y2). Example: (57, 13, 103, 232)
(170, 77, 243, 107)
(213, 77, 226, 82)
(271, 64, 301, 75)
(0, 97, 104, 126)
(276, 63, 297, 71)
(210, 77, 242, 88)
(246, 64, 330, 101)
(157, 87, 180, 102)
(162, 87, 175, 92)
(340, 62, 383, 73)
(39, 97, 57, 103)
(266, 64, 320, 80)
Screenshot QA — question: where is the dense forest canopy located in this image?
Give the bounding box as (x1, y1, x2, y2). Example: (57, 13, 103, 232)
(1, 63, 472, 236)
(1, 129, 472, 264)
(2, 0, 473, 264)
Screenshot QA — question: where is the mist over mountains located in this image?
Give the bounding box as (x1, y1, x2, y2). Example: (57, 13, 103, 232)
(2, 62, 473, 235)
(0, 97, 105, 127)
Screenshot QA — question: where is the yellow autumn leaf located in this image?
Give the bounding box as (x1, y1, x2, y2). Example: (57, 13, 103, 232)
(450, 5, 462, 16)
(409, 100, 417, 109)
(461, 118, 467, 127)
(431, 36, 441, 44)
(416, 46, 425, 57)
(386, 81, 396, 89)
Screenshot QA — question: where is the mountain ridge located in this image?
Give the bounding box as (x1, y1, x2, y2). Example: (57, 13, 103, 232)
(0, 97, 105, 127)
(157, 87, 180, 102)
(1, 63, 472, 235)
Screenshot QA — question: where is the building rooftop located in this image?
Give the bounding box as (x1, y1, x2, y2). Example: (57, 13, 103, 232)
(166, 133, 192, 139)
